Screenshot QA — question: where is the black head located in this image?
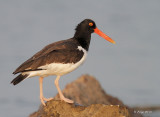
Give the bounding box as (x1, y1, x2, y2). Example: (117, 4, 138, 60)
(74, 19, 96, 38)
(73, 19, 115, 51)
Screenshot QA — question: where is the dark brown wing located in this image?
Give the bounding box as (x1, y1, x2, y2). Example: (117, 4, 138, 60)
(13, 39, 83, 74)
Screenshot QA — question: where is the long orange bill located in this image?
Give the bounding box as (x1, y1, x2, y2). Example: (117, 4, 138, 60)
(94, 28, 115, 44)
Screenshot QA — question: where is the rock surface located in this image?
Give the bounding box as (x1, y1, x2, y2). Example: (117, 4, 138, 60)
(54, 74, 124, 106)
(30, 74, 142, 117)
(30, 100, 129, 117)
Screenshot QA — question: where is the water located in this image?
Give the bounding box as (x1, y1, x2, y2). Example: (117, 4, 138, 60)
(0, 0, 160, 117)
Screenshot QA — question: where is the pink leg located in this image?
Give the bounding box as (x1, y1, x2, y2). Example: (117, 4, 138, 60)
(39, 77, 53, 106)
(55, 75, 74, 103)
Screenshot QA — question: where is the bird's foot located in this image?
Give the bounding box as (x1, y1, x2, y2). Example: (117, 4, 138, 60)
(60, 96, 74, 103)
(40, 96, 53, 106)
(43, 97, 53, 101)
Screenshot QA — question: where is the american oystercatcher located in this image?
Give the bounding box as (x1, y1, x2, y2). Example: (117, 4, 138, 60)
(11, 19, 115, 106)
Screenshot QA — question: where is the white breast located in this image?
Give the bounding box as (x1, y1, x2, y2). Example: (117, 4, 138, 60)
(27, 46, 87, 78)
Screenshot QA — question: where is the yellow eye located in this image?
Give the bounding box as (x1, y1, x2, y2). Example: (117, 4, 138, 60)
(89, 22, 93, 26)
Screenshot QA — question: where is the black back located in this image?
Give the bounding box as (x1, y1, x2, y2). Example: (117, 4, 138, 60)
(13, 19, 97, 74)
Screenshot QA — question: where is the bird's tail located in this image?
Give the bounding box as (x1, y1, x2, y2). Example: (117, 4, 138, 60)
(11, 74, 28, 85)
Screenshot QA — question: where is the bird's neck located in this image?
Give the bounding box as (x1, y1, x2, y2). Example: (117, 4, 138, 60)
(74, 31, 91, 51)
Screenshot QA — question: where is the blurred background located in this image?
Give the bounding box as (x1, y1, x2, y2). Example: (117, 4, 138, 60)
(0, 0, 160, 117)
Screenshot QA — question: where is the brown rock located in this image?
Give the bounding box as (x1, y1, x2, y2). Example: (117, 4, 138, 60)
(54, 74, 124, 106)
(29, 74, 142, 117)
(30, 100, 130, 117)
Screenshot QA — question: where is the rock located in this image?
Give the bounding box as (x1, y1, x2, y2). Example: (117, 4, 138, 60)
(29, 74, 142, 117)
(30, 100, 129, 117)
(54, 74, 124, 106)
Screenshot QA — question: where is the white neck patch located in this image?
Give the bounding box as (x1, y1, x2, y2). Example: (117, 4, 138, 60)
(77, 46, 87, 54)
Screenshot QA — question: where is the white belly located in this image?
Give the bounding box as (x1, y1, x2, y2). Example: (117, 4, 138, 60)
(26, 46, 87, 77)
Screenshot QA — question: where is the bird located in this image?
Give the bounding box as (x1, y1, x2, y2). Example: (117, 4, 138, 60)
(11, 19, 115, 106)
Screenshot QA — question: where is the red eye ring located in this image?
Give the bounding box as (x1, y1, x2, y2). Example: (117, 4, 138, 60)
(89, 23, 93, 26)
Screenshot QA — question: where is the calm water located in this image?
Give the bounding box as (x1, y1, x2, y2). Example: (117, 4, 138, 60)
(0, 0, 160, 117)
